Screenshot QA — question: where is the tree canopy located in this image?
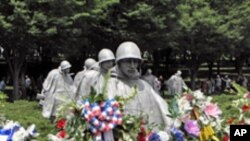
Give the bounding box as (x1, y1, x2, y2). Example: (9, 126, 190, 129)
(1, 0, 250, 98)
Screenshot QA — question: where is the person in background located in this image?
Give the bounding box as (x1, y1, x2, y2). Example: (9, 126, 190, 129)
(210, 77, 215, 94)
(201, 79, 209, 94)
(222, 75, 232, 91)
(158, 75, 165, 96)
(25, 75, 33, 101)
(0, 77, 6, 92)
(215, 75, 222, 93)
(39, 60, 76, 121)
(242, 75, 248, 89)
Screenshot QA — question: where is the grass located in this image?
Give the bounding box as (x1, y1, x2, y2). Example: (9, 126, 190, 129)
(0, 100, 55, 141)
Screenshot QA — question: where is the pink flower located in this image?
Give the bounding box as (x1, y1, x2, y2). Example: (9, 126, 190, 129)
(244, 92, 250, 99)
(185, 94, 194, 102)
(184, 120, 200, 136)
(204, 103, 222, 118)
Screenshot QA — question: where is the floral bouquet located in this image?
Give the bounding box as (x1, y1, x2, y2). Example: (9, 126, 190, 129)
(136, 121, 169, 141)
(222, 83, 250, 141)
(168, 90, 223, 141)
(47, 73, 145, 141)
(0, 119, 38, 141)
(47, 72, 169, 141)
(48, 89, 125, 141)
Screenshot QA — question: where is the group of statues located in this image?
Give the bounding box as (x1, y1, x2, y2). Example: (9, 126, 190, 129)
(38, 41, 174, 140)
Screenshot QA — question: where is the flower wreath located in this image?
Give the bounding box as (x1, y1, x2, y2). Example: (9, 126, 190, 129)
(48, 73, 165, 141)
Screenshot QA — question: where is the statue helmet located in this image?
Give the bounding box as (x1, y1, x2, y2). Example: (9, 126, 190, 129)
(176, 70, 182, 76)
(115, 41, 142, 62)
(84, 58, 96, 69)
(98, 48, 115, 63)
(60, 60, 71, 70)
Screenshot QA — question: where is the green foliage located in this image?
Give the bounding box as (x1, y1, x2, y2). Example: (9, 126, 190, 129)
(113, 115, 142, 141)
(212, 83, 250, 127)
(0, 92, 7, 107)
(64, 107, 90, 140)
(231, 82, 248, 96)
(212, 94, 239, 120)
(0, 91, 7, 100)
(168, 95, 181, 118)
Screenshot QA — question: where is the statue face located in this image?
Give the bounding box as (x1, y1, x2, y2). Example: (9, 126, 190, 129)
(62, 68, 70, 74)
(100, 60, 114, 72)
(118, 58, 140, 79)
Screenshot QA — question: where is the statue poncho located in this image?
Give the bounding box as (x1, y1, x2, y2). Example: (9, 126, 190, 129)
(42, 67, 76, 118)
(167, 74, 187, 95)
(107, 66, 173, 135)
(74, 69, 87, 88)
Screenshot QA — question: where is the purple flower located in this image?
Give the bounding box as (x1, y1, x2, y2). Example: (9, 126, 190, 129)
(184, 120, 200, 137)
(148, 132, 161, 141)
(171, 127, 184, 141)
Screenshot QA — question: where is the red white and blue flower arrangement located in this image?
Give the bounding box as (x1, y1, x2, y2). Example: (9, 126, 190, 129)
(48, 89, 124, 140)
(47, 75, 163, 141)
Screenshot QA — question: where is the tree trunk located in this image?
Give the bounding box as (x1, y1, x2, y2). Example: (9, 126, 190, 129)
(208, 61, 213, 79)
(153, 50, 160, 75)
(216, 60, 220, 75)
(235, 56, 244, 75)
(3, 48, 25, 101)
(20, 72, 26, 99)
(12, 59, 24, 100)
(190, 67, 198, 90)
(189, 55, 200, 90)
(12, 70, 20, 100)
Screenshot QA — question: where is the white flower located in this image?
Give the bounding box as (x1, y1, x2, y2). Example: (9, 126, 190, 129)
(12, 127, 29, 141)
(213, 118, 224, 131)
(178, 97, 192, 114)
(2, 121, 20, 130)
(199, 116, 209, 125)
(224, 126, 230, 135)
(206, 96, 212, 103)
(244, 117, 250, 124)
(27, 124, 39, 137)
(239, 113, 244, 120)
(157, 131, 170, 141)
(47, 134, 64, 141)
(172, 118, 182, 128)
(193, 90, 205, 100)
